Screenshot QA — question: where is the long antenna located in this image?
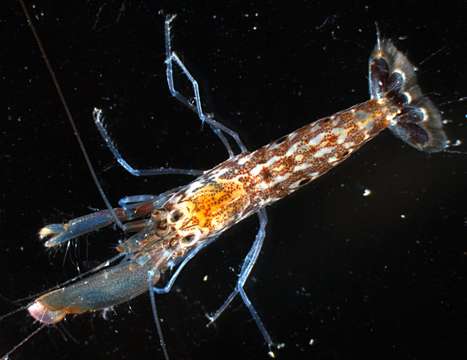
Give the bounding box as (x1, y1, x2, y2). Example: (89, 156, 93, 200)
(18, 0, 124, 229)
(1, 324, 46, 359)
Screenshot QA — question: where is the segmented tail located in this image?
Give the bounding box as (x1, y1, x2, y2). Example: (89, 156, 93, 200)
(369, 36, 448, 152)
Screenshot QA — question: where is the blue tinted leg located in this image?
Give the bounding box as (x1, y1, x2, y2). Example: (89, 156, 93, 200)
(118, 194, 158, 208)
(206, 209, 274, 350)
(118, 185, 185, 210)
(152, 235, 220, 294)
(148, 270, 170, 360)
(164, 15, 248, 157)
(40, 193, 165, 248)
(239, 288, 275, 354)
(93, 108, 203, 177)
(146, 236, 219, 360)
(39, 207, 129, 248)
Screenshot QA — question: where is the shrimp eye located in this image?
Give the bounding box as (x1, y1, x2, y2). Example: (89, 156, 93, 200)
(158, 219, 168, 230)
(170, 209, 184, 222)
(151, 209, 166, 222)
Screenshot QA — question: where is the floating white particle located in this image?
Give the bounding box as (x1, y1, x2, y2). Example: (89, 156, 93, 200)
(400, 214, 406, 219)
(203, 275, 208, 282)
(363, 188, 372, 197)
(309, 338, 315, 346)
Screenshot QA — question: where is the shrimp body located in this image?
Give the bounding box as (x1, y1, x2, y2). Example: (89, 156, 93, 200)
(28, 99, 394, 325)
(163, 97, 396, 237)
(133, 98, 393, 250)
(205, 98, 395, 212)
(28, 35, 448, 326)
(15, 16, 448, 359)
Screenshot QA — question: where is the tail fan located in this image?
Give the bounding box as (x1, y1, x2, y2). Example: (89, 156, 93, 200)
(369, 36, 448, 153)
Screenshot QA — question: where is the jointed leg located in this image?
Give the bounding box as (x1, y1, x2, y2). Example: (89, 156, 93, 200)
(117, 185, 184, 209)
(164, 15, 248, 157)
(146, 235, 219, 360)
(118, 194, 159, 208)
(93, 108, 204, 177)
(148, 270, 170, 360)
(238, 288, 274, 351)
(151, 235, 220, 294)
(206, 209, 275, 350)
(39, 189, 179, 249)
(147, 210, 273, 355)
(39, 207, 130, 248)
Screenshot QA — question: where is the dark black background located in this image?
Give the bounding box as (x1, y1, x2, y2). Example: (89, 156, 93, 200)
(1, 1, 466, 359)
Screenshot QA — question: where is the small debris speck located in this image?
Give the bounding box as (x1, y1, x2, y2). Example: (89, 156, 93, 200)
(363, 188, 371, 197)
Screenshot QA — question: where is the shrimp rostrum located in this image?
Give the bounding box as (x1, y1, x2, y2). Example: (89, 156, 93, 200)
(6, 11, 452, 359)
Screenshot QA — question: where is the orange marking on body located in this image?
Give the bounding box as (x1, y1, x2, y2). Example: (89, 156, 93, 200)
(182, 180, 249, 233)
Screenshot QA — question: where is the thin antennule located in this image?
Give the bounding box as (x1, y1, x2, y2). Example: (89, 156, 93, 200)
(1, 324, 47, 359)
(148, 273, 170, 360)
(17, 0, 123, 230)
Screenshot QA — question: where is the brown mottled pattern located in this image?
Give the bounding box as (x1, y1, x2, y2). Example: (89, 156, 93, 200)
(164, 98, 400, 241)
(203, 99, 399, 219)
(27, 99, 402, 322)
